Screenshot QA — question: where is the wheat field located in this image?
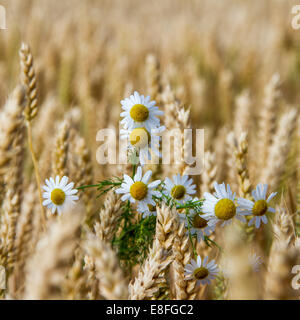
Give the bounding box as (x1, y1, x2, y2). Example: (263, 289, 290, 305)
(0, 0, 299, 300)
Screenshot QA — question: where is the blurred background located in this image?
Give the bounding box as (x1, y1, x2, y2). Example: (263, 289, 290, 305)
(0, 0, 299, 203)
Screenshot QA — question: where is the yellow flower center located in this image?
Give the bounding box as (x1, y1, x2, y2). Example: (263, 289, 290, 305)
(130, 181, 148, 201)
(214, 198, 236, 220)
(171, 185, 186, 200)
(193, 214, 208, 229)
(147, 204, 156, 212)
(129, 127, 151, 148)
(51, 188, 66, 206)
(252, 200, 268, 216)
(193, 267, 209, 280)
(130, 104, 149, 122)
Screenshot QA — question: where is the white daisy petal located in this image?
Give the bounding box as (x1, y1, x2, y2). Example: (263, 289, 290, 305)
(267, 192, 277, 203)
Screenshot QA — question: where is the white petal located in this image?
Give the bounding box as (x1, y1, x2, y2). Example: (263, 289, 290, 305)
(142, 170, 152, 184)
(148, 180, 161, 189)
(255, 217, 261, 229)
(134, 166, 142, 182)
(267, 192, 277, 203)
(60, 176, 68, 188)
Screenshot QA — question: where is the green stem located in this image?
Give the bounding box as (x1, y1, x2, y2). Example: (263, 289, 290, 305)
(186, 209, 197, 258)
(132, 164, 136, 178)
(77, 181, 121, 190)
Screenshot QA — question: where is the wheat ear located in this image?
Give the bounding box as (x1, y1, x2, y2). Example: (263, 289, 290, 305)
(129, 242, 173, 300)
(257, 73, 281, 172)
(172, 222, 197, 300)
(52, 119, 70, 178)
(94, 191, 122, 243)
(153, 204, 179, 299)
(201, 151, 217, 195)
(24, 208, 83, 299)
(84, 234, 128, 300)
(0, 87, 26, 273)
(264, 207, 299, 299)
(19, 43, 46, 228)
(260, 108, 298, 190)
(146, 54, 162, 103)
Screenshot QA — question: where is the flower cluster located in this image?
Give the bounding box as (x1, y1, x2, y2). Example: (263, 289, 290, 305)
(120, 91, 165, 165)
(41, 92, 277, 288)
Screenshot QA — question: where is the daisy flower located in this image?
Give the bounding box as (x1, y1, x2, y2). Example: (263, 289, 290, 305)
(120, 91, 163, 131)
(185, 255, 219, 286)
(202, 182, 248, 227)
(142, 204, 157, 218)
(115, 166, 161, 213)
(189, 211, 216, 242)
(163, 174, 196, 204)
(120, 125, 165, 165)
(42, 176, 79, 215)
(237, 183, 277, 229)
